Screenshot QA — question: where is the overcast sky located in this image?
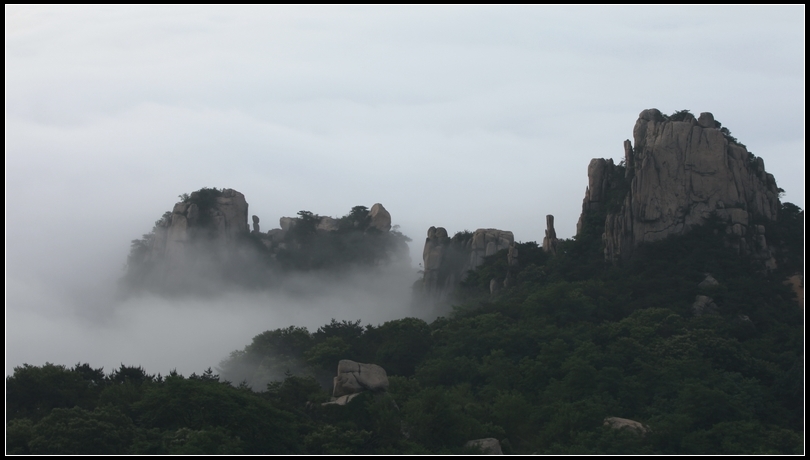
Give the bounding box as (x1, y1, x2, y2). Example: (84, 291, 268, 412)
(5, 5, 804, 376)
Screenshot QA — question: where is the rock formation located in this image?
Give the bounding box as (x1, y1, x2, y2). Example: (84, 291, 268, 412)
(369, 203, 392, 232)
(147, 188, 249, 267)
(692, 295, 719, 316)
(421, 227, 456, 302)
(470, 229, 515, 268)
(465, 438, 504, 455)
(578, 109, 781, 269)
(421, 227, 515, 302)
(324, 360, 389, 406)
(603, 417, 650, 436)
(542, 215, 559, 255)
(125, 195, 409, 292)
(698, 274, 719, 289)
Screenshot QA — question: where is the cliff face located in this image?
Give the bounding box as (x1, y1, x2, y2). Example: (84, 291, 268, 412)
(421, 227, 515, 302)
(579, 109, 780, 268)
(147, 188, 249, 268)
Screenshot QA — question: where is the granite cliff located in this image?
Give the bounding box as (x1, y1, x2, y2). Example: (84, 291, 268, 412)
(420, 227, 516, 302)
(578, 109, 782, 270)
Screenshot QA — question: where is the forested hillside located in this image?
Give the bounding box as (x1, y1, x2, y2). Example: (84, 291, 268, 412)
(7, 200, 803, 454)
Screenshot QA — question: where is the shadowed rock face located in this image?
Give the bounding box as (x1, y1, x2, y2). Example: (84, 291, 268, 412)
(465, 438, 504, 454)
(603, 417, 650, 436)
(579, 109, 780, 268)
(369, 203, 392, 232)
(542, 215, 559, 255)
(149, 188, 249, 267)
(421, 227, 514, 302)
(332, 360, 389, 398)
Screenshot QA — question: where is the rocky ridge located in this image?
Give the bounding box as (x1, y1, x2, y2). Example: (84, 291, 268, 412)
(125, 192, 406, 292)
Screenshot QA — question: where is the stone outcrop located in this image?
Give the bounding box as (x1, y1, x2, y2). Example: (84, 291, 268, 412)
(421, 227, 515, 302)
(470, 229, 514, 267)
(603, 417, 650, 435)
(542, 215, 559, 255)
(698, 274, 719, 289)
(692, 295, 718, 316)
(126, 196, 410, 292)
(578, 109, 781, 268)
(369, 203, 392, 232)
(465, 438, 504, 455)
(323, 360, 389, 406)
(316, 216, 339, 232)
(148, 188, 249, 266)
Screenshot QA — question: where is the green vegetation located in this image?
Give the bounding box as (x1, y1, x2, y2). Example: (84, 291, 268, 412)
(17, 199, 802, 454)
(272, 207, 411, 272)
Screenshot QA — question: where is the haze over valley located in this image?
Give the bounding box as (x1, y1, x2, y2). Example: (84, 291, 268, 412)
(6, 5, 804, 380)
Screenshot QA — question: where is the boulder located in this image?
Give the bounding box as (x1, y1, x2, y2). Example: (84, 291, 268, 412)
(698, 274, 719, 288)
(465, 438, 503, 455)
(603, 417, 650, 435)
(369, 203, 392, 232)
(316, 216, 339, 232)
(251, 215, 260, 234)
(697, 112, 716, 128)
(693, 295, 718, 316)
(332, 360, 389, 398)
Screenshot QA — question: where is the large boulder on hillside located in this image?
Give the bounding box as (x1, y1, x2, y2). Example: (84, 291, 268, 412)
(603, 417, 650, 435)
(332, 360, 389, 398)
(465, 438, 504, 454)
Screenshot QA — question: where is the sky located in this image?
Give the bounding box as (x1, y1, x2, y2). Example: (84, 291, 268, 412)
(5, 5, 805, 377)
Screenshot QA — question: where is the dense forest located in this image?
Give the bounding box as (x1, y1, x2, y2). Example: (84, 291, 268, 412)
(6, 198, 803, 454)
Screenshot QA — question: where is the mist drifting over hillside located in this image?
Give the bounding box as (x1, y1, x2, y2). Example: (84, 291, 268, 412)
(7, 259, 426, 377)
(5, 6, 804, 380)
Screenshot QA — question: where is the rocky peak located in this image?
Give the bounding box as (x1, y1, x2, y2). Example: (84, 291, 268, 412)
(151, 188, 249, 263)
(578, 109, 781, 268)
